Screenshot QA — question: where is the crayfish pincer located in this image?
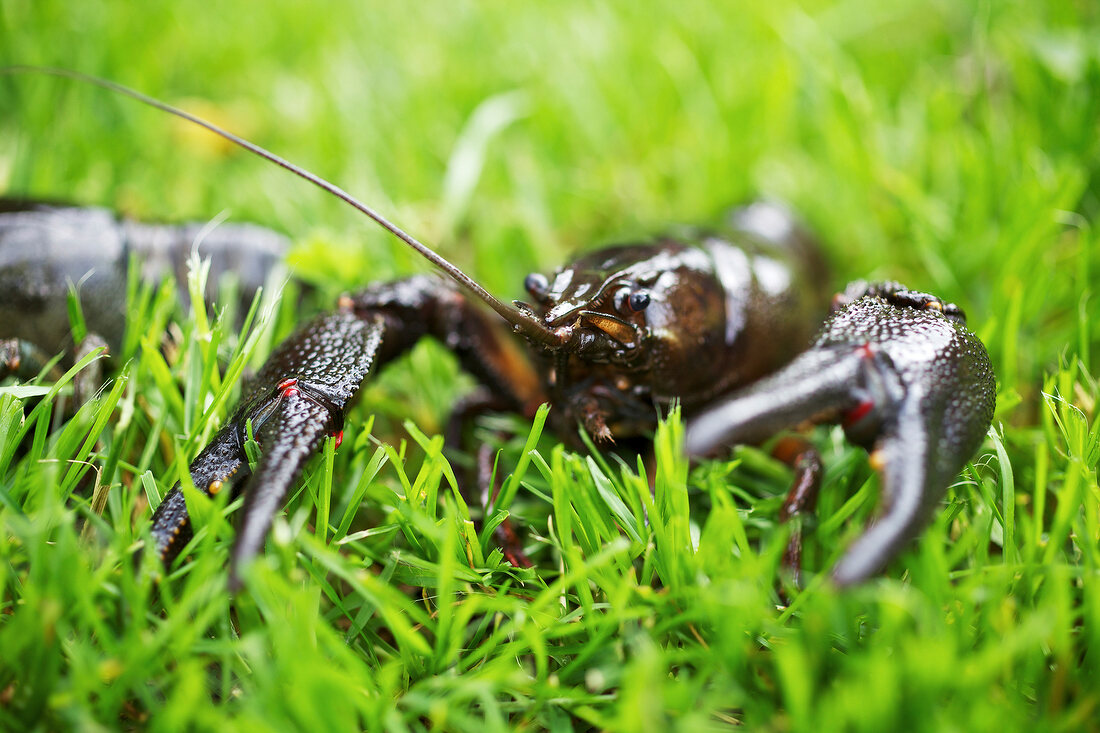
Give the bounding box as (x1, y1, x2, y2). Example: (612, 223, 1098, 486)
(685, 282, 996, 585)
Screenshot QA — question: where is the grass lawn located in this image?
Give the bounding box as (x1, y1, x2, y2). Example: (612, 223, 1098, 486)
(1, 1, 1098, 730)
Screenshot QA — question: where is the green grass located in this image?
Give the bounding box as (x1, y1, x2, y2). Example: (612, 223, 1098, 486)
(1, 1, 1099, 730)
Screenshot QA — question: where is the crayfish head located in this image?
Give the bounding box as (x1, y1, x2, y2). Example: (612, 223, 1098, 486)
(516, 245, 669, 368)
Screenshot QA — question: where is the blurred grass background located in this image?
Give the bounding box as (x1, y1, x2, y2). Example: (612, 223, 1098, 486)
(0, 0, 1098, 731)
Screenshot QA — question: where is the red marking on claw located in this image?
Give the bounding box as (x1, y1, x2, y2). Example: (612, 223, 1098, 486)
(843, 400, 875, 427)
(333, 430, 344, 449)
(277, 377, 299, 397)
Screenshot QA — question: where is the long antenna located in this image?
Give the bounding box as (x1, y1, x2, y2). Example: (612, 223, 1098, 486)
(1, 65, 564, 348)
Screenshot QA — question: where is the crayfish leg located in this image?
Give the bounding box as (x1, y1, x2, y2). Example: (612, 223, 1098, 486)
(351, 275, 546, 569)
(473, 440, 534, 568)
(771, 435, 825, 587)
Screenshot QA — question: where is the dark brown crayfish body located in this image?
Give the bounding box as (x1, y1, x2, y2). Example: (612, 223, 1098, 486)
(2, 70, 994, 590)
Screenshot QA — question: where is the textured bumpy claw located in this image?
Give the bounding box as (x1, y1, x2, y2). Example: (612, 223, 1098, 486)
(684, 283, 996, 586)
(150, 309, 382, 588)
(148, 273, 544, 589)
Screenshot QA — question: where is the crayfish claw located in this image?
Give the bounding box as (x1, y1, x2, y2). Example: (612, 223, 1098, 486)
(150, 426, 246, 566)
(150, 310, 383, 587)
(228, 311, 382, 587)
(686, 283, 995, 585)
(229, 394, 338, 589)
(684, 345, 869, 457)
(831, 425, 933, 586)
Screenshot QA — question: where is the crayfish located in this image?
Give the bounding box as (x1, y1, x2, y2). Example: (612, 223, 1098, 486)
(2, 69, 996, 590)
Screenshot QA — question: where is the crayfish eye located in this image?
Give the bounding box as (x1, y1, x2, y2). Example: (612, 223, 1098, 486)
(613, 288, 650, 315)
(627, 290, 650, 313)
(524, 272, 550, 302)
